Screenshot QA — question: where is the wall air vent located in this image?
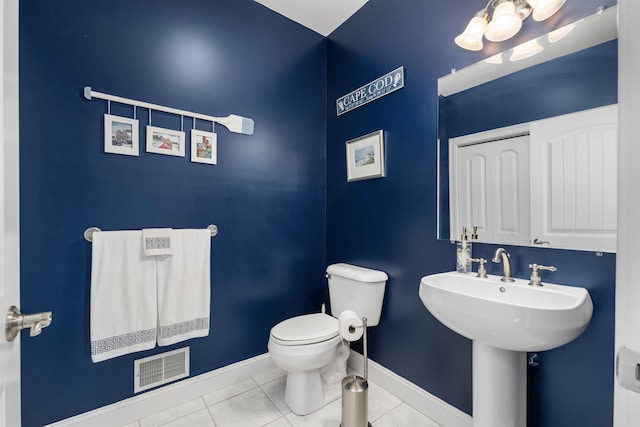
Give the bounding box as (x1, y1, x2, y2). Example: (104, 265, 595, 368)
(134, 347, 190, 393)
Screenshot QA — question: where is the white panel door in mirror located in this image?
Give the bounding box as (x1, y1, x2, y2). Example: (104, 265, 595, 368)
(452, 135, 530, 246)
(530, 104, 618, 253)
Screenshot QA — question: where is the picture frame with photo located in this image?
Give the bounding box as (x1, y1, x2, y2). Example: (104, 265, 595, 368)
(146, 125, 185, 157)
(104, 114, 139, 156)
(345, 130, 385, 182)
(191, 129, 218, 165)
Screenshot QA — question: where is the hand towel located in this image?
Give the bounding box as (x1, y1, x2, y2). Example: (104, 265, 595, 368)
(90, 230, 157, 362)
(156, 229, 211, 346)
(142, 228, 173, 256)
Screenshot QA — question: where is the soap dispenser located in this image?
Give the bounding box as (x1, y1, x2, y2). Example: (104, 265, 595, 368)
(456, 227, 472, 273)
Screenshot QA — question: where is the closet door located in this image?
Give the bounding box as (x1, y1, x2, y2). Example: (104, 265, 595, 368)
(530, 104, 618, 252)
(457, 143, 492, 242)
(453, 136, 529, 245)
(491, 136, 530, 246)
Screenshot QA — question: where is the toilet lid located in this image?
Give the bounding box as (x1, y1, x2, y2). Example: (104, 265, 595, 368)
(270, 313, 339, 345)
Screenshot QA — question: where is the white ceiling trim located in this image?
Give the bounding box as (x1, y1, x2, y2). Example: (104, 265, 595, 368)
(254, 0, 369, 37)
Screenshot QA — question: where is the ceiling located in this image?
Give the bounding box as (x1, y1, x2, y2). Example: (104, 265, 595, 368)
(254, 0, 370, 37)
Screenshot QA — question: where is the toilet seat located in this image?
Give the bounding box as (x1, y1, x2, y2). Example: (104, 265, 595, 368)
(270, 313, 339, 346)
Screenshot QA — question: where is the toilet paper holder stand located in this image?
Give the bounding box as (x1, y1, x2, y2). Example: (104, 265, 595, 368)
(340, 316, 371, 427)
(347, 317, 369, 379)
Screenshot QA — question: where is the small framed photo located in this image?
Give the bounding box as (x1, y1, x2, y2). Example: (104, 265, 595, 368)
(346, 130, 385, 182)
(146, 126, 185, 157)
(191, 129, 217, 165)
(104, 114, 139, 156)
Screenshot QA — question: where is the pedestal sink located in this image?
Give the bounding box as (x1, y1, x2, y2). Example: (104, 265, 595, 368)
(419, 272, 593, 427)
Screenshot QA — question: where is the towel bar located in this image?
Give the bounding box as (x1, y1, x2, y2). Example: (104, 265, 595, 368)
(84, 225, 218, 242)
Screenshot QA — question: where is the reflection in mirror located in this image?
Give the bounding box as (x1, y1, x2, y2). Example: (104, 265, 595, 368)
(437, 6, 618, 252)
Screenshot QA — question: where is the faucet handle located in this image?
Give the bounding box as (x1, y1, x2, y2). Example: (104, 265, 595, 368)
(470, 258, 488, 278)
(528, 264, 557, 287)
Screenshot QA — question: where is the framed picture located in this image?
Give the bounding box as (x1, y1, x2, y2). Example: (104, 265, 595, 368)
(104, 114, 139, 156)
(191, 129, 218, 165)
(146, 126, 185, 157)
(346, 130, 385, 182)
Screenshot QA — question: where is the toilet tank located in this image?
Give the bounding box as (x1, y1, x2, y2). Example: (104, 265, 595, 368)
(326, 263, 388, 326)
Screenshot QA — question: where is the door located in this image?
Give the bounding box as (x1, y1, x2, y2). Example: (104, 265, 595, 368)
(1, 0, 21, 425)
(491, 136, 530, 246)
(530, 104, 618, 252)
(615, 1, 640, 424)
(453, 135, 529, 245)
(457, 143, 492, 242)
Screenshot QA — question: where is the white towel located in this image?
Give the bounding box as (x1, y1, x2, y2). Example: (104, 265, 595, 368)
(90, 230, 157, 363)
(156, 229, 211, 346)
(142, 228, 173, 256)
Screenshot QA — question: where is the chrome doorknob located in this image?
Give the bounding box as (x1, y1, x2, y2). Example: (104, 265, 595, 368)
(5, 306, 52, 342)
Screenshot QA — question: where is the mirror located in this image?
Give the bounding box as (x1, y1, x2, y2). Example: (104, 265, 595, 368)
(437, 7, 618, 251)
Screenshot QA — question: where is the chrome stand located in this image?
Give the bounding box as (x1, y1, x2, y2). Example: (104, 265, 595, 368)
(340, 317, 372, 427)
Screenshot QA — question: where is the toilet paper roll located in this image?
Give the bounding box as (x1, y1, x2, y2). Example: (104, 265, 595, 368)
(339, 310, 364, 342)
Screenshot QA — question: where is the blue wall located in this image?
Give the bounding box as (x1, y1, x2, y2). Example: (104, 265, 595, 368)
(19, 1, 326, 425)
(326, 1, 616, 426)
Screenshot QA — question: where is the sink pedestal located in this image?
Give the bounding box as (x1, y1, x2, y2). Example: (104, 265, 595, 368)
(473, 342, 526, 427)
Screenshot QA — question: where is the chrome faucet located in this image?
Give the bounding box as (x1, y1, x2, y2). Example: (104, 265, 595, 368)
(492, 248, 514, 283)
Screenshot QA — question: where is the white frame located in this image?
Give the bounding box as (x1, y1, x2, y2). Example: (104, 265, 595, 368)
(104, 114, 139, 156)
(146, 125, 185, 157)
(191, 129, 217, 165)
(346, 130, 385, 182)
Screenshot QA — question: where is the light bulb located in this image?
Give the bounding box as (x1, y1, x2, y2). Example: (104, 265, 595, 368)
(532, 0, 566, 21)
(547, 23, 575, 43)
(510, 39, 544, 61)
(455, 13, 488, 51)
(485, 1, 523, 42)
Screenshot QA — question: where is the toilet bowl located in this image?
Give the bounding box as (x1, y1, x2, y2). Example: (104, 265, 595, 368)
(267, 263, 388, 416)
(268, 313, 348, 415)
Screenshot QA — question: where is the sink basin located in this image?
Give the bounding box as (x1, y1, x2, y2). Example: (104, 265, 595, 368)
(419, 271, 593, 352)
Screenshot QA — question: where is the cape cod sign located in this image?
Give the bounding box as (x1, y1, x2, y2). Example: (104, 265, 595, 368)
(336, 66, 405, 116)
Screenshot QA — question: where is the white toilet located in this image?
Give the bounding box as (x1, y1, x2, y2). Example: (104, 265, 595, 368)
(268, 263, 388, 415)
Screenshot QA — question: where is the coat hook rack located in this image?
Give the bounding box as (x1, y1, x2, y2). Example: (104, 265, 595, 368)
(83, 86, 254, 136)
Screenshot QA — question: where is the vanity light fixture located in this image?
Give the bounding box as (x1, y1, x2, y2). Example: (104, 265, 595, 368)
(455, 0, 567, 51)
(485, 0, 523, 42)
(529, 0, 567, 21)
(509, 38, 544, 61)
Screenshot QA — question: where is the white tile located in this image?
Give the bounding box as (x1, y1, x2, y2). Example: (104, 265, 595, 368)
(371, 403, 441, 427)
(259, 376, 290, 415)
(264, 417, 293, 427)
(366, 381, 403, 421)
(253, 366, 286, 385)
(139, 398, 206, 427)
(202, 377, 257, 406)
(161, 408, 216, 427)
(285, 400, 342, 427)
(208, 387, 282, 427)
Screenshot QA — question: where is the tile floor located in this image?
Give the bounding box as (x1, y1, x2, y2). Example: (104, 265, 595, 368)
(121, 367, 441, 427)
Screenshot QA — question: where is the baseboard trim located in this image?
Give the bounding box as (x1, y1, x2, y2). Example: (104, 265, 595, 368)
(47, 351, 471, 427)
(45, 353, 276, 427)
(348, 351, 473, 427)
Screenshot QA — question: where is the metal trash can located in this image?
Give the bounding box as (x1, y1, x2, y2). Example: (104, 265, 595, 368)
(340, 317, 372, 427)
